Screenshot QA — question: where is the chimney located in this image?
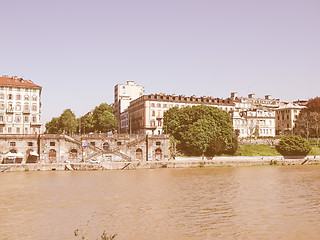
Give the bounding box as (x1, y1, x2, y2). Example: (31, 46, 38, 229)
(265, 95, 271, 100)
(231, 92, 238, 99)
(248, 93, 255, 99)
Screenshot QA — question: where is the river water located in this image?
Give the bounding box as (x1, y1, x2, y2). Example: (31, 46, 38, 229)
(0, 165, 320, 240)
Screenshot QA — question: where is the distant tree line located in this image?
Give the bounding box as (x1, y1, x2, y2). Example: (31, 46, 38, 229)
(45, 103, 118, 134)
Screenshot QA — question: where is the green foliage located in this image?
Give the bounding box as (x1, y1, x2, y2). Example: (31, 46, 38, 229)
(276, 135, 311, 156)
(45, 109, 78, 134)
(80, 103, 118, 133)
(163, 105, 236, 156)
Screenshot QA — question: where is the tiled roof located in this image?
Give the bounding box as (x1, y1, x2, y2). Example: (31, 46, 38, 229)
(0, 76, 41, 88)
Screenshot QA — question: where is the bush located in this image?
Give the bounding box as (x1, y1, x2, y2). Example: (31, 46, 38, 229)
(276, 135, 311, 156)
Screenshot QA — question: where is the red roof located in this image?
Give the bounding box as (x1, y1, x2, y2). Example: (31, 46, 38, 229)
(0, 76, 41, 88)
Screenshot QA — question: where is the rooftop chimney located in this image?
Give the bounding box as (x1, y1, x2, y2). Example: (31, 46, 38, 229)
(248, 93, 255, 99)
(265, 95, 271, 100)
(231, 92, 238, 99)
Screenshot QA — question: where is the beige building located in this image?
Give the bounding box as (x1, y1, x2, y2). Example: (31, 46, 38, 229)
(0, 75, 42, 134)
(232, 108, 275, 138)
(121, 94, 235, 135)
(275, 103, 305, 135)
(114, 81, 144, 127)
(231, 92, 282, 110)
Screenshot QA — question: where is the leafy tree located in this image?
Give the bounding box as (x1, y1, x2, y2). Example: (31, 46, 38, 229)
(163, 105, 236, 156)
(80, 103, 118, 133)
(45, 109, 78, 134)
(276, 135, 311, 156)
(294, 97, 320, 140)
(45, 117, 61, 134)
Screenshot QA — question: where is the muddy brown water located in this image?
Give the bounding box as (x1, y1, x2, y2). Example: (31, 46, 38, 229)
(0, 165, 320, 239)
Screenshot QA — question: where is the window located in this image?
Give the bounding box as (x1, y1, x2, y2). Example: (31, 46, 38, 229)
(32, 105, 37, 111)
(50, 142, 55, 146)
(157, 103, 161, 108)
(8, 94, 13, 100)
(32, 116, 37, 122)
(25, 128, 28, 134)
(117, 141, 122, 146)
(24, 116, 29, 122)
(0, 94, 4, 99)
(16, 105, 21, 111)
(24, 104, 29, 111)
(32, 95, 37, 101)
(7, 116, 12, 122)
(9, 142, 16, 147)
(25, 95, 29, 101)
(0, 127, 3, 133)
(16, 94, 21, 100)
(151, 103, 155, 107)
(8, 127, 12, 133)
(152, 111, 155, 116)
(163, 104, 167, 108)
(16, 127, 20, 133)
(16, 116, 21, 122)
(0, 115, 3, 121)
(25, 88, 28, 92)
(90, 142, 96, 146)
(156, 141, 161, 146)
(27, 142, 33, 147)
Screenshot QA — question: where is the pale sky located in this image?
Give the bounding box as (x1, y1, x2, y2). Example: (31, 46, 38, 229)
(0, 0, 319, 123)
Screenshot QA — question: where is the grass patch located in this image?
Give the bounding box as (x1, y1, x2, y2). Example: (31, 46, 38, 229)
(309, 147, 320, 155)
(239, 145, 280, 156)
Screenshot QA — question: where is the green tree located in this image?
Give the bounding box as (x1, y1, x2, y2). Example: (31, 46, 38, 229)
(45, 109, 78, 134)
(276, 135, 311, 156)
(45, 117, 61, 134)
(80, 103, 118, 134)
(92, 103, 118, 133)
(163, 105, 236, 156)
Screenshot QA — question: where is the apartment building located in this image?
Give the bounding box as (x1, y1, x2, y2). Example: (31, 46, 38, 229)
(232, 108, 276, 138)
(0, 75, 42, 134)
(120, 94, 235, 135)
(114, 81, 144, 124)
(275, 103, 305, 135)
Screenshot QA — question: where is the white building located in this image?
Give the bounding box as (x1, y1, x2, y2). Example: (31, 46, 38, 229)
(0, 75, 42, 134)
(114, 81, 144, 123)
(121, 94, 235, 135)
(232, 108, 275, 138)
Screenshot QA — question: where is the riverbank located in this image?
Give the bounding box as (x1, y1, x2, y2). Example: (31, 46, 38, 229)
(1, 155, 320, 172)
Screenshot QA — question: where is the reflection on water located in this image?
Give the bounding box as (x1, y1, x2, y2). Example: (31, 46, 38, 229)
(0, 166, 320, 239)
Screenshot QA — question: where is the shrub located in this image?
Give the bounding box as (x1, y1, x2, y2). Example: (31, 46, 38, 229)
(276, 135, 311, 156)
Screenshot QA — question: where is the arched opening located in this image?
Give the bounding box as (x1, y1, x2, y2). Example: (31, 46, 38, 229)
(26, 149, 38, 163)
(136, 148, 143, 160)
(10, 149, 17, 153)
(70, 149, 78, 159)
(155, 148, 162, 160)
(103, 142, 110, 151)
(49, 149, 57, 163)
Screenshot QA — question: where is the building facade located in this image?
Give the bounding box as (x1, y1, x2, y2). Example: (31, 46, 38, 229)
(114, 81, 144, 126)
(121, 94, 235, 135)
(0, 76, 42, 134)
(275, 103, 305, 135)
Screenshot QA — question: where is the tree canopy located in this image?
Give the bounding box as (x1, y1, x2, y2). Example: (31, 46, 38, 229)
(45, 103, 117, 135)
(45, 109, 78, 134)
(163, 105, 237, 156)
(276, 135, 311, 156)
(294, 97, 320, 139)
(80, 103, 118, 133)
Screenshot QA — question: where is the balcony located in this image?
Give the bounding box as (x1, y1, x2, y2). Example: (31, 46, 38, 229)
(30, 122, 42, 127)
(23, 109, 31, 114)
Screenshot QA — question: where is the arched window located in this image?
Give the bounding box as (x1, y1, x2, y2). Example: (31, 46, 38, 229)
(25, 95, 29, 101)
(102, 142, 110, 151)
(136, 148, 143, 160)
(32, 95, 37, 101)
(70, 149, 77, 159)
(49, 149, 57, 163)
(155, 148, 162, 160)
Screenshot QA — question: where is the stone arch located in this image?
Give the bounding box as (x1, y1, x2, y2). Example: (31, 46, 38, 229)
(136, 148, 143, 160)
(102, 142, 110, 151)
(70, 149, 78, 159)
(49, 149, 57, 163)
(155, 148, 162, 160)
